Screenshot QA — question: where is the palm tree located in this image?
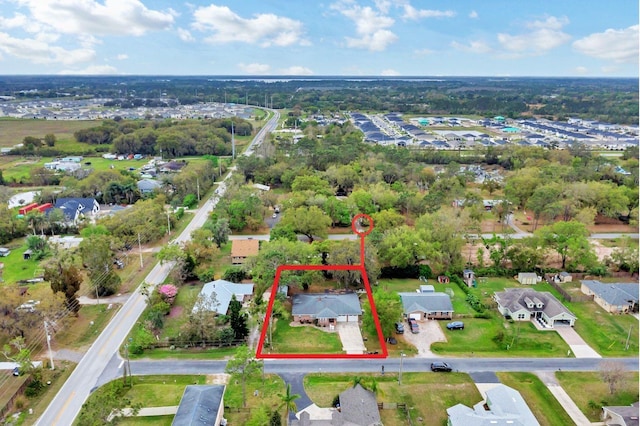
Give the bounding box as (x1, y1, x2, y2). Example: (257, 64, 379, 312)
(278, 383, 300, 425)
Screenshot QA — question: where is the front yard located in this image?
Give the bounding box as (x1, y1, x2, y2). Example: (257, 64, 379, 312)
(269, 319, 343, 354)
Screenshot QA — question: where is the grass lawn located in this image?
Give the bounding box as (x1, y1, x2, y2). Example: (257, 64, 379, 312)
(125, 375, 207, 407)
(224, 374, 285, 424)
(556, 371, 640, 421)
(269, 319, 343, 354)
(159, 283, 202, 339)
(119, 415, 173, 425)
(0, 238, 39, 284)
(304, 372, 480, 426)
(55, 304, 118, 349)
(129, 346, 238, 360)
(497, 372, 574, 426)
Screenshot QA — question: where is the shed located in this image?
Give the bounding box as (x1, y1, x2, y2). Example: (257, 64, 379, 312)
(23, 250, 32, 260)
(518, 273, 538, 285)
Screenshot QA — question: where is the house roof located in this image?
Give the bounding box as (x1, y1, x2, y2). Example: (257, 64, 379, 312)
(292, 293, 362, 317)
(172, 385, 225, 426)
(494, 288, 576, 320)
(582, 280, 639, 306)
(193, 280, 254, 315)
(603, 402, 639, 426)
(231, 239, 260, 258)
(137, 179, 161, 191)
(399, 292, 453, 314)
(447, 384, 540, 426)
(53, 198, 98, 221)
(339, 384, 381, 426)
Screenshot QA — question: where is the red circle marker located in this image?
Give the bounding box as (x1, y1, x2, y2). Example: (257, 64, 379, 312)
(352, 213, 374, 236)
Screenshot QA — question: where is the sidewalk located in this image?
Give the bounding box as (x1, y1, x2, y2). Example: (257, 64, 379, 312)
(536, 371, 599, 426)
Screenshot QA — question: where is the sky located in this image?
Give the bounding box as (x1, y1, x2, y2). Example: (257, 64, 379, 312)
(0, 0, 637, 77)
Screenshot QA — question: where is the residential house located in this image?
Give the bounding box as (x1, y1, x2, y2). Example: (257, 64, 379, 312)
(294, 384, 381, 426)
(172, 385, 225, 426)
(231, 239, 259, 264)
(517, 272, 539, 285)
(292, 293, 362, 326)
(601, 402, 639, 426)
(447, 384, 540, 426)
(494, 288, 577, 328)
(136, 178, 161, 194)
(580, 280, 639, 314)
(192, 279, 254, 316)
(53, 198, 100, 225)
(399, 291, 453, 320)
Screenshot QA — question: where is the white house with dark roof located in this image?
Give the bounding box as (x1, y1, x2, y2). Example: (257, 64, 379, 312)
(53, 197, 100, 224)
(580, 280, 639, 314)
(172, 385, 225, 426)
(192, 279, 254, 316)
(292, 293, 362, 326)
(399, 291, 453, 320)
(494, 288, 576, 328)
(447, 384, 540, 426)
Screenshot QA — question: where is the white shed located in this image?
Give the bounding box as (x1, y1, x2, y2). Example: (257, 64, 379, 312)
(517, 273, 538, 285)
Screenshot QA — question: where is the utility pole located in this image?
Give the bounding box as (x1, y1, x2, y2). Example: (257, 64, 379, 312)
(44, 321, 54, 370)
(138, 232, 143, 269)
(231, 121, 236, 159)
(166, 209, 171, 234)
(398, 352, 405, 385)
(196, 178, 200, 201)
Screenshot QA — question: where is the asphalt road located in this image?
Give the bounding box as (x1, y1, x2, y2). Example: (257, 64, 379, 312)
(36, 111, 281, 426)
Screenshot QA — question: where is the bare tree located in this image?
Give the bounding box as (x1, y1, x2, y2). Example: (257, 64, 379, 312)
(599, 360, 627, 395)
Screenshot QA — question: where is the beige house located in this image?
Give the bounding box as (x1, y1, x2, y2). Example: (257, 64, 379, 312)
(580, 280, 639, 314)
(231, 239, 259, 264)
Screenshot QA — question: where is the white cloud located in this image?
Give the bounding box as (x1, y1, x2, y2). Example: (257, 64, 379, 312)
(469, 10, 478, 19)
(498, 16, 571, 55)
(330, 2, 397, 51)
(237, 62, 271, 74)
(0, 32, 95, 65)
(574, 66, 588, 74)
(0, 13, 27, 29)
(116, 54, 128, 60)
(280, 66, 313, 75)
(192, 5, 308, 47)
(177, 28, 195, 42)
(414, 48, 433, 56)
(381, 68, 400, 76)
(402, 5, 455, 20)
(451, 40, 492, 54)
(58, 64, 119, 75)
(573, 25, 639, 63)
(16, 0, 175, 36)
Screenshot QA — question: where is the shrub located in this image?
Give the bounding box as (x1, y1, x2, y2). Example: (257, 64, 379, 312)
(175, 207, 185, 220)
(158, 284, 178, 304)
(223, 267, 246, 283)
(14, 395, 27, 409)
(183, 194, 197, 208)
(196, 266, 215, 282)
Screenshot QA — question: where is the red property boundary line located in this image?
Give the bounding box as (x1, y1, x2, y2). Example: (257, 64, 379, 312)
(255, 214, 388, 359)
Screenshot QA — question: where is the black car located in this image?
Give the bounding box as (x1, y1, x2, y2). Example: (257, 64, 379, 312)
(430, 362, 452, 372)
(446, 321, 465, 330)
(12, 366, 19, 376)
(395, 322, 405, 334)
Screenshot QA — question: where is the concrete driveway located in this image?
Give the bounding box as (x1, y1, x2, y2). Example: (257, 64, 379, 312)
(401, 319, 447, 357)
(554, 326, 601, 358)
(336, 322, 366, 354)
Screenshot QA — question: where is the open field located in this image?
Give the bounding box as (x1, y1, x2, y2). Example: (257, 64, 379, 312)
(556, 371, 640, 421)
(0, 119, 99, 148)
(55, 305, 119, 350)
(304, 372, 480, 426)
(497, 372, 574, 426)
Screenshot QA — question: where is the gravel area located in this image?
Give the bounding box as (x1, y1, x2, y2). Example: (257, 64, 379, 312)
(401, 319, 447, 358)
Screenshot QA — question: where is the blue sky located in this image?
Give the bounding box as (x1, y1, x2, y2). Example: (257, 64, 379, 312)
(0, 0, 637, 76)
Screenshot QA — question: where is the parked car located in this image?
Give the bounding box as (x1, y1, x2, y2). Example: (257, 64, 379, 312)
(430, 362, 452, 372)
(446, 321, 465, 330)
(408, 318, 419, 334)
(12, 366, 19, 376)
(0, 248, 10, 257)
(394, 322, 405, 334)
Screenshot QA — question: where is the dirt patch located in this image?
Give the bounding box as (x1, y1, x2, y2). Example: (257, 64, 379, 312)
(168, 306, 183, 318)
(400, 320, 447, 358)
(206, 373, 230, 385)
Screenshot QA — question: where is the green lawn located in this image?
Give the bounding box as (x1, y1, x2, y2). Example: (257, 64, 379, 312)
(304, 372, 480, 426)
(129, 346, 238, 360)
(556, 371, 640, 421)
(55, 305, 118, 349)
(126, 375, 207, 407)
(0, 239, 39, 284)
(269, 319, 343, 354)
(119, 415, 173, 425)
(497, 372, 574, 426)
(0, 119, 98, 148)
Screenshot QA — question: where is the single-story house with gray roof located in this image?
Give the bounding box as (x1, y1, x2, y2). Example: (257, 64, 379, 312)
(494, 288, 576, 328)
(172, 385, 225, 426)
(292, 293, 362, 326)
(580, 280, 639, 314)
(399, 291, 453, 320)
(294, 384, 381, 426)
(601, 402, 639, 426)
(447, 384, 539, 426)
(192, 279, 254, 316)
(136, 178, 161, 194)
